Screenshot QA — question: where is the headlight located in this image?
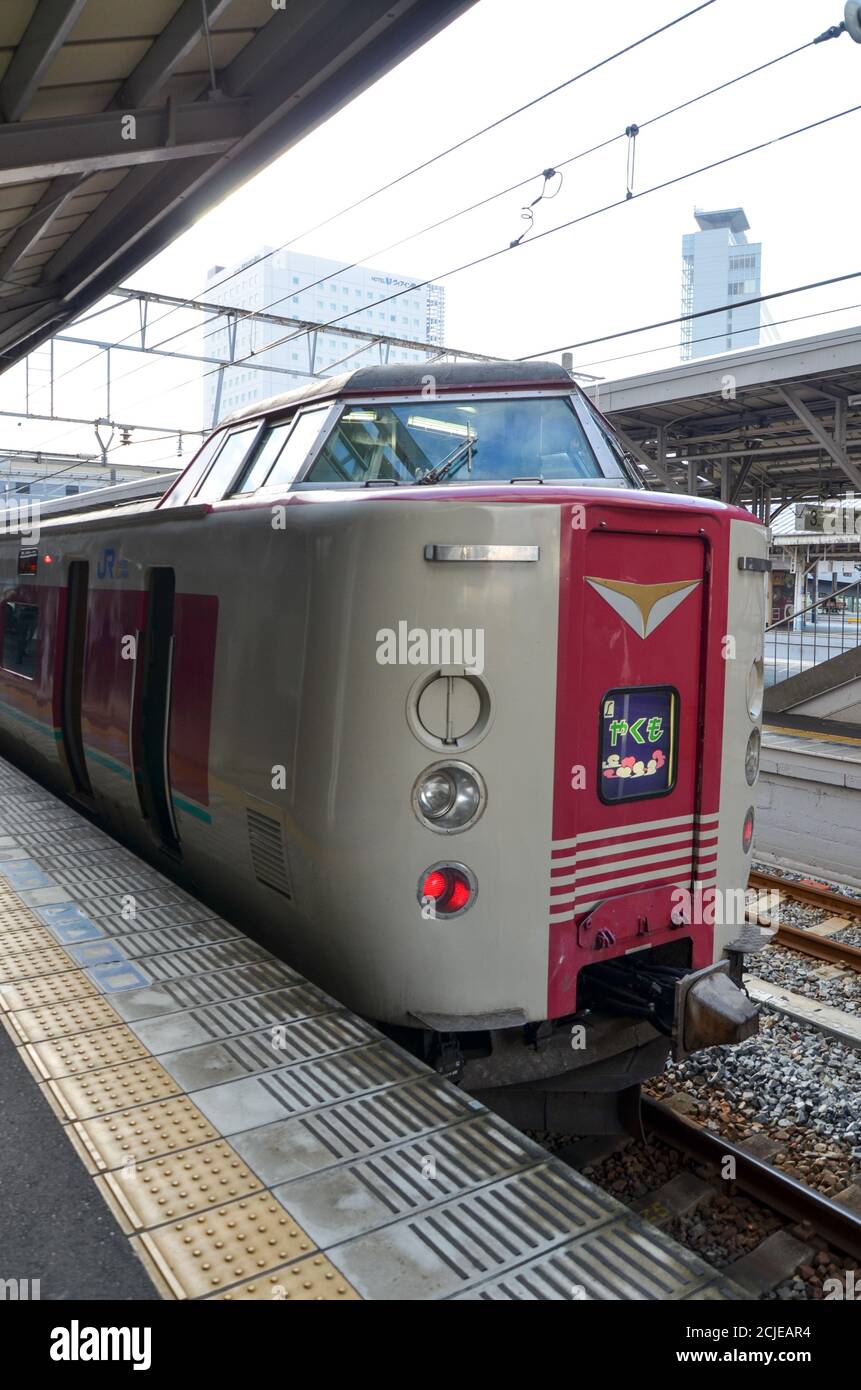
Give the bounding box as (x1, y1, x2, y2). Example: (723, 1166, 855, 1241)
(745, 728, 761, 785)
(413, 761, 486, 833)
(417, 770, 457, 819)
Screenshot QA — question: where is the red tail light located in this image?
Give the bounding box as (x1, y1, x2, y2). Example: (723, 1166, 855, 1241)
(418, 863, 476, 917)
(446, 877, 471, 912)
(742, 806, 755, 853)
(422, 870, 448, 901)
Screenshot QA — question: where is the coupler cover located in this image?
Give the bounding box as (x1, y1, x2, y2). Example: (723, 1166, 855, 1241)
(672, 960, 759, 1062)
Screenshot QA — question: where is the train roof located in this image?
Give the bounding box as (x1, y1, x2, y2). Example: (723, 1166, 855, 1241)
(220, 360, 574, 427)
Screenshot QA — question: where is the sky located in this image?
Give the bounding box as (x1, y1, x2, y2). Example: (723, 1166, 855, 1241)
(2, 0, 860, 476)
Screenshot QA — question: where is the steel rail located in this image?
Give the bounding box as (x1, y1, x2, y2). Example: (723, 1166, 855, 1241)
(748, 870, 861, 972)
(749, 868, 861, 920)
(773, 922, 861, 974)
(643, 1097, 861, 1261)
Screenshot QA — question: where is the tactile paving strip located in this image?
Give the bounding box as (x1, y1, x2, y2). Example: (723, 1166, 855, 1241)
(1, 994, 122, 1044)
(26, 1022, 150, 1077)
(46, 1056, 182, 1121)
(0, 923, 76, 981)
(209, 1256, 359, 1300)
(97, 1139, 265, 1232)
(133, 1193, 318, 1298)
(70, 1097, 221, 1174)
(0, 754, 742, 1302)
(0, 967, 98, 1011)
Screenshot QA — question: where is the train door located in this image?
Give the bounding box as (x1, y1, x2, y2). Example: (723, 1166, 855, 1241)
(549, 523, 711, 1016)
(134, 567, 180, 854)
(61, 561, 92, 796)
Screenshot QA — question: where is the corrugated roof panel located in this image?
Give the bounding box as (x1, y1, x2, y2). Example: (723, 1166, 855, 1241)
(40, 39, 154, 87)
(0, 3, 37, 50)
(24, 83, 123, 119)
(66, 0, 182, 44)
(211, 0, 276, 29)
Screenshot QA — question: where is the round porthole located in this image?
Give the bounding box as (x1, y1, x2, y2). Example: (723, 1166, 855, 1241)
(406, 669, 494, 753)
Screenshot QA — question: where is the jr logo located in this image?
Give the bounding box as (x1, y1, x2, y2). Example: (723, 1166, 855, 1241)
(96, 547, 128, 580)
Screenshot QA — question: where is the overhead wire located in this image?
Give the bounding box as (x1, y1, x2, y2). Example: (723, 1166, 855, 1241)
(21, 0, 718, 406)
(34, 28, 831, 437)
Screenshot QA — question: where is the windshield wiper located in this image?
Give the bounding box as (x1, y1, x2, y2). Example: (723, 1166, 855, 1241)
(416, 432, 478, 485)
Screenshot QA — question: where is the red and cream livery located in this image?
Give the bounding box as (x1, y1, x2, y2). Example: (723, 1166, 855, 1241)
(0, 362, 766, 1130)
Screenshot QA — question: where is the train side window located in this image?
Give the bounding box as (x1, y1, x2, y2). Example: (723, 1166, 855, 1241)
(2, 601, 38, 679)
(231, 420, 294, 494)
(254, 407, 332, 492)
(192, 425, 260, 502)
(160, 431, 224, 507)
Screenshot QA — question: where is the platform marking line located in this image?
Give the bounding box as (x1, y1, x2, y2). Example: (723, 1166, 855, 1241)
(763, 720, 861, 748)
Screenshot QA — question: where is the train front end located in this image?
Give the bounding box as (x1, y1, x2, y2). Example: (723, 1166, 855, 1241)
(280, 363, 766, 1132)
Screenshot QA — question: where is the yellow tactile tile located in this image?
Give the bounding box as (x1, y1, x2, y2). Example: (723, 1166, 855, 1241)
(0, 939, 76, 983)
(2, 994, 122, 1044)
(71, 1097, 220, 1174)
(97, 1140, 265, 1233)
(211, 1256, 361, 1301)
(0, 968, 98, 1012)
(45, 1056, 181, 1121)
(0, 926, 59, 954)
(0, 909, 45, 937)
(27, 1023, 150, 1079)
(133, 1194, 318, 1299)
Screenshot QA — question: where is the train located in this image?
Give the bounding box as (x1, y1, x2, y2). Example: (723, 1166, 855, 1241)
(0, 361, 767, 1134)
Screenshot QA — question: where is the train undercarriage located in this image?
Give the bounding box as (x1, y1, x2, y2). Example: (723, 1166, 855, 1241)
(385, 936, 765, 1138)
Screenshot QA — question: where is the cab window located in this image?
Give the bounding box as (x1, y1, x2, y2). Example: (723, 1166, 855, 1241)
(232, 421, 294, 494)
(301, 397, 603, 486)
(160, 430, 223, 506)
(192, 426, 259, 501)
(243, 407, 332, 493)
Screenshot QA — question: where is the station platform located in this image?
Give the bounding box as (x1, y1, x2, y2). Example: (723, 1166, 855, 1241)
(0, 752, 741, 1302)
(757, 716, 861, 887)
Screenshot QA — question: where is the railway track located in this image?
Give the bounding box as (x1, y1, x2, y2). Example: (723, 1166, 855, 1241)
(643, 1097, 861, 1264)
(749, 869, 861, 974)
(555, 872, 861, 1295)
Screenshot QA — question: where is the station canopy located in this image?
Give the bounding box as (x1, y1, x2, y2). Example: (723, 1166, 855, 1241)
(0, 0, 472, 369)
(598, 326, 861, 509)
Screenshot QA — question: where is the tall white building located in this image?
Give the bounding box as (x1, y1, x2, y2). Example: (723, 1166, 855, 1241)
(204, 249, 446, 425)
(680, 207, 762, 361)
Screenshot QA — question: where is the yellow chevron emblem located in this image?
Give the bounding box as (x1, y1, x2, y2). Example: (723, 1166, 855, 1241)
(585, 576, 701, 639)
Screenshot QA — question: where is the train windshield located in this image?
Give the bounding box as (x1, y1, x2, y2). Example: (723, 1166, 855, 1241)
(302, 395, 632, 486)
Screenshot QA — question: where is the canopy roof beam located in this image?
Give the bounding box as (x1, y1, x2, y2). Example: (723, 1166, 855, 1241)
(778, 385, 861, 490)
